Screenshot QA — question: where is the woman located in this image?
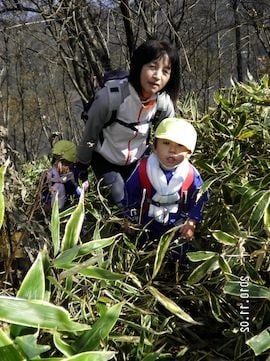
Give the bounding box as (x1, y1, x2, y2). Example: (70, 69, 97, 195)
(77, 39, 181, 205)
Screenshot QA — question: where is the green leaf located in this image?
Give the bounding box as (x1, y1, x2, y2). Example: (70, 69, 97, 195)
(77, 236, 118, 257)
(54, 236, 118, 267)
(54, 246, 81, 268)
(237, 129, 257, 140)
(78, 267, 125, 281)
(192, 160, 217, 174)
(198, 176, 219, 194)
(10, 252, 46, 337)
(31, 358, 63, 361)
(237, 82, 255, 94)
(213, 141, 234, 164)
(249, 190, 270, 231)
(223, 281, 270, 299)
(75, 303, 123, 352)
(32, 359, 63, 361)
(109, 335, 142, 344)
(0, 329, 12, 347)
(210, 118, 232, 136)
(147, 286, 201, 325)
(245, 262, 264, 284)
(186, 251, 217, 262)
(16, 252, 45, 300)
(246, 328, 270, 356)
(261, 74, 269, 88)
(264, 202, 270, 235)
(51, 193, 60, 257)
(0, 345, 24, 361)
(62, 352, 116, 361)
(0, 160, 9, 193)
(142, 353, 162, 361)
(212, 230, 238, 245)
(218, 255, 232, 275)
(260, 173, 270, 189)
(239, 186, 261, 213)
(53, 332, 74, 357)
(233, 113, 247, 137)
(208, 293, 223, 322)
(152, 228, 176, 279)
(0, 296, 90, 332)
(187, 256, 219, 285)
(225, 208, 241, 231)
(59, 205, 77, 218)
(61, 191, 85, 252)
(0, 330, 25, 360)
(15, 334, 50, 359)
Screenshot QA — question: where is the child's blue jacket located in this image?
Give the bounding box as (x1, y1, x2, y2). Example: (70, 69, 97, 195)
(121, 160, 209, 237)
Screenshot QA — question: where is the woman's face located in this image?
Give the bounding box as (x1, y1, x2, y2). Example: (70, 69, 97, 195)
(140, 54, 171, 99)
(154, 138, 190, 168)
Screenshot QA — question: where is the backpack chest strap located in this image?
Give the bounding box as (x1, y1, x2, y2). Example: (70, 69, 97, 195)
(146, 198, 181, 207)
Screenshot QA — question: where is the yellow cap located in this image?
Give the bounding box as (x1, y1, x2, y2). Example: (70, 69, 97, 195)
(155, 117, 197, 153)
(52, 140, 77, 163)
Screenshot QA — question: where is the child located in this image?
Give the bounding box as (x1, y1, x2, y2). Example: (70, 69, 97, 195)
(121, 117, 208, 251)
(77, 39, 181, 206)
(41, 140, 81, 214)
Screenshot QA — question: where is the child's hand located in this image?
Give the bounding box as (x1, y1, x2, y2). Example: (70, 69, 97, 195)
(82, 180, 89, 191)
(179, 219, 197, 240)
(76, 181, 89, 197)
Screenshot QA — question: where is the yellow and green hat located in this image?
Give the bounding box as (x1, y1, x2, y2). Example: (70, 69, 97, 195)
(52, 140, 77, 163)
(155, 117, 197, 153)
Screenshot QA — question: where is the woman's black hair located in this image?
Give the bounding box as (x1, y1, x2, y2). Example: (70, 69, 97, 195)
(129, 39, 181, 104)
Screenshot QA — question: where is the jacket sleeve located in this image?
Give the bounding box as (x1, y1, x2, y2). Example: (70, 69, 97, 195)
(77, 87, 110, 165)
(187, 167, 209, 223)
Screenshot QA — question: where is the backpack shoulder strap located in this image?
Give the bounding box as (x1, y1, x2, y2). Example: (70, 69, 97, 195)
(102, 79, 129, 129)
(138, 157, 152, 214)
(180, 164, 194, 211)
(156, 93, 166, 110)
(107, 78, 129, 112)
(181, 164, 194, 194)
(139, 160, 194, 199)
(138, 158, 152, 198)
(151, 93, 169, 129)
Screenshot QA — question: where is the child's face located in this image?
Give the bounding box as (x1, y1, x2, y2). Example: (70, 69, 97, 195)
(140, 54, 171, 98)
(154, 138, 190, 168)
(56, 159, 73, 174)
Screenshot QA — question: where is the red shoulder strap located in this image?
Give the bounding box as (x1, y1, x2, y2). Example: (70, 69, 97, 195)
(138, 158, 152, 198)
(139, 159, 194, 197)
(181, 164, 194, 195)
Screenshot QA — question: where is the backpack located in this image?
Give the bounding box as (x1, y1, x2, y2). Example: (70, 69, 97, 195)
(81, 69, 167, 131)
(138, 158, 194, 214)
(81, 69, 129, 123)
